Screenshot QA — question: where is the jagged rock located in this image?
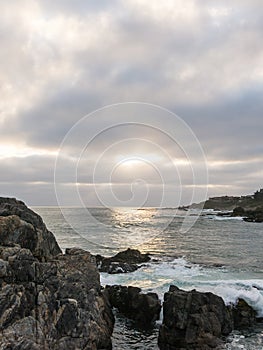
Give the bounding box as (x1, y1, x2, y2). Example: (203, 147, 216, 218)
(95, 248, 150, 274)
(105, 285, 161, 327)
(0, 198, 114, 350)
(0, 197, 61, 259)
(158, 286, 233, 350)
(232, 298, 257, 329)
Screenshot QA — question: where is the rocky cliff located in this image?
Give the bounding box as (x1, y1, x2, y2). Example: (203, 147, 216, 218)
(0, 198, 114, 350)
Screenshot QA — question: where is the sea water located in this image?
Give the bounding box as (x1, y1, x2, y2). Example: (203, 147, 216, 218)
(33, 207, 263, 349)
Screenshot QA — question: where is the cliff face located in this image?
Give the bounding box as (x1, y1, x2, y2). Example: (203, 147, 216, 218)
(0, 198, 114, 350)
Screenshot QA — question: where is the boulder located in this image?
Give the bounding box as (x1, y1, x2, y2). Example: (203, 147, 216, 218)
(232, 298, 257, 329)
(95, 248, 150, 274)
(105, 285, 161, 327)
(158, 286, 233, 350)
(0, 197, 61, 259)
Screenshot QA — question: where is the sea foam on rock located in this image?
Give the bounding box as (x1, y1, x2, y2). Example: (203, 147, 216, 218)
(0, 197, 114, 350)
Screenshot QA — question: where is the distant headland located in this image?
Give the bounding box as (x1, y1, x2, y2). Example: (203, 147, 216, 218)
(189, 189, 263, 222)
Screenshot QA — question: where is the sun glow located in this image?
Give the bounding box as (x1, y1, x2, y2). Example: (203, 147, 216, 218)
(121, 158, 143, 168)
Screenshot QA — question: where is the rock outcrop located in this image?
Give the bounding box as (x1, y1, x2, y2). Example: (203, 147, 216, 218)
(0, 197, 61, 259)
(105, 285, 161, 327)
(0, 197, 114, 350)
(95, 248, 150, 274)
(158, 286, 233, 350)
(243, 207, 263, 223)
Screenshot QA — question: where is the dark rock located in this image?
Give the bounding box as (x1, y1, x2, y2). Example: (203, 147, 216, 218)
(232, 206, 245, 216)
(158, 286, 233, 350)
(95, 248, 150, 274)
(55, 299, 79, 336)
(243, 207, 263, 223)
(0, 197, 61, 259)
(232, 298, 257, 329)
(230, 204, 263, 222)
(105, 285, 161, 327)
(101, 261, 138, 274)
(111, 248, 151, 263)
(7, 248, 37, 282)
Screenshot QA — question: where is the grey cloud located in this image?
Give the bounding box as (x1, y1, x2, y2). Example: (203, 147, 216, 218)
(0, 155, 57, 183)
(0, 182, 58, 206)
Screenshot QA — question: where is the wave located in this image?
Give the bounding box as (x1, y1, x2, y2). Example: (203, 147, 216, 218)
(207, 216, 245, 221)
(101, 257, 263, 317)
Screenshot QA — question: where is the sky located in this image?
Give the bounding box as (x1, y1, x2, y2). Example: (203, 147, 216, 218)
(0, 0, 262, 206)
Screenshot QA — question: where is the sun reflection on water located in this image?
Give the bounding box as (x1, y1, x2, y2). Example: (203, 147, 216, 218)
(106, 207, 159, 250)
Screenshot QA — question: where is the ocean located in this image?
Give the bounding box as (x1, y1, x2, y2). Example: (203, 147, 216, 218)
(33, 207, 263, 349)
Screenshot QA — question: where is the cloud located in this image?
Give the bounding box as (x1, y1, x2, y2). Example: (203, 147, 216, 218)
(0, 0, 262, 204)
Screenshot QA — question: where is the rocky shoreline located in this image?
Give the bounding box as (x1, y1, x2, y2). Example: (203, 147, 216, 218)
(0, 197, 262, 349)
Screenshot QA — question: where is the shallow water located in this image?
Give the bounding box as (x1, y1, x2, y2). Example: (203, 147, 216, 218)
(34, 206, 263, 349)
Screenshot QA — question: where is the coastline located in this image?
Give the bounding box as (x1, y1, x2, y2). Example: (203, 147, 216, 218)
(1, 197, 263, 349)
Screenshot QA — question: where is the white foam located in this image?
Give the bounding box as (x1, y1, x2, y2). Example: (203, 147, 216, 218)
(101, 258, 263, 317)
(210, 216, 244, 221)
(194, 280, 263, 317)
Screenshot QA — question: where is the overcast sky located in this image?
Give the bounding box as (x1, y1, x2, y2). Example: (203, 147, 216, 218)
(0, 0, 262, 206)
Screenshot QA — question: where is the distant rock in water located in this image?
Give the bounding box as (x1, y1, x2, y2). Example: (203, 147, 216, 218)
(0, 197, 61, 259)
(158, 285, 233, 350)
(0, 197, 114, 349)
(95, 248, 151, 274)
(231, 206, 263, 222)
(105, 285, 161, 327)
(242, 207, 263, 223)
